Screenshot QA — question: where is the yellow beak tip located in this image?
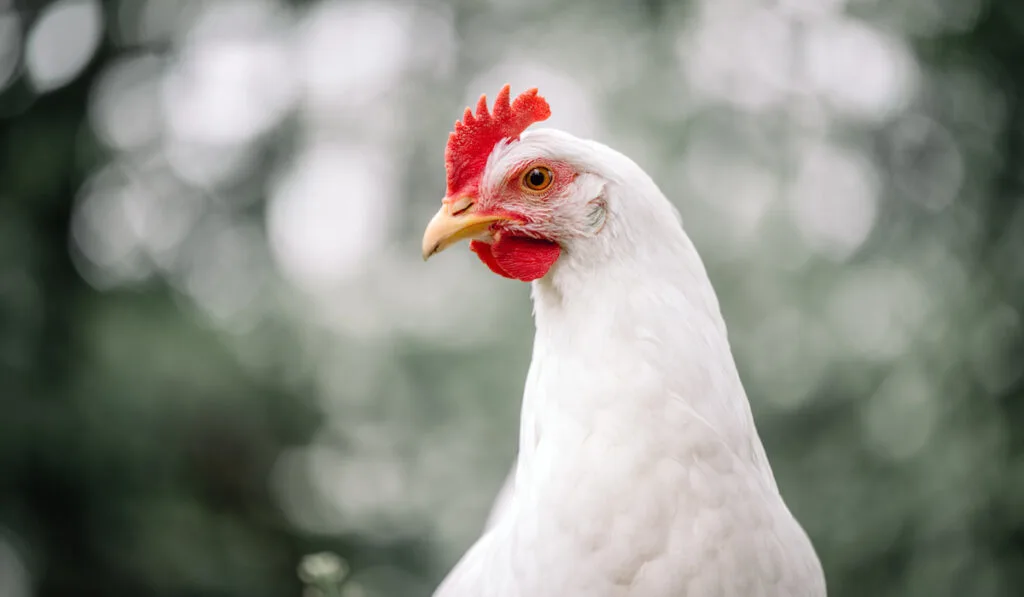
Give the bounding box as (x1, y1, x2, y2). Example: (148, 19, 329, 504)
(421, 199, 503, 262)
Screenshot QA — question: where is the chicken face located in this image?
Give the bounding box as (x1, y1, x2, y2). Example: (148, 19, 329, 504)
(422, 86, 602, 282)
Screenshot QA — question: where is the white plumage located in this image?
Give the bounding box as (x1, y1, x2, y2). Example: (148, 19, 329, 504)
(423, 110, 826, 597)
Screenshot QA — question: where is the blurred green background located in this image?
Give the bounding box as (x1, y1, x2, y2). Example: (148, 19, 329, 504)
(1, 0, 1023, 595)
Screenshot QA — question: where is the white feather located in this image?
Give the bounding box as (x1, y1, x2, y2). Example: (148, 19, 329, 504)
(435, 129, 826, 597)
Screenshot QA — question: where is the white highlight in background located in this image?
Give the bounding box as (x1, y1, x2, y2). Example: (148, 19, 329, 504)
(267, 142, 397, 291)
(24, 0, 103, 92)
(790, 140, 879, 261)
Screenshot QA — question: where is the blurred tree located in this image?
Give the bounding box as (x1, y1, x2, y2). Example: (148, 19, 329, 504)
(0, 4, 418, 597)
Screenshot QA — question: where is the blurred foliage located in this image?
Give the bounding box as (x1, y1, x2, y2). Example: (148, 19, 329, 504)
(1, 0, 1023, 596)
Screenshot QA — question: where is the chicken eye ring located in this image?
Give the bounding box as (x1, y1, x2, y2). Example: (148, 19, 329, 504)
(521, 166, 554, 192)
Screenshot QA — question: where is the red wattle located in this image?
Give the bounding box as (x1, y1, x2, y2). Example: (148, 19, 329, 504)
(470, 240, 511, 278)
(470, 236, 560, 282)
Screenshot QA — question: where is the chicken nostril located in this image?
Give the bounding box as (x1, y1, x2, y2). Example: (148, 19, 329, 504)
(447, 196, 474, 216)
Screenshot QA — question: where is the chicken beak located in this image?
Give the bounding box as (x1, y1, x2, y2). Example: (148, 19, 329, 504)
(421, 198, 507, 260)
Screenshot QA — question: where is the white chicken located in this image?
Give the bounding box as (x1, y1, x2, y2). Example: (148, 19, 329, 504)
(421, 86, 826, 597)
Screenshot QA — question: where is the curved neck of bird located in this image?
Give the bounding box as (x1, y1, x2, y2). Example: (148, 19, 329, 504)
(520, 172, 778, 491)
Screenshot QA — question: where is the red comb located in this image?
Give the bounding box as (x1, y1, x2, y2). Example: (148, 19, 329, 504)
(445, 85, 551, 198)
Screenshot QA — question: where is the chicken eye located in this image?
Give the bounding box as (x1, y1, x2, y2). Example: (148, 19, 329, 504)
(522, 167, 554, 192)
